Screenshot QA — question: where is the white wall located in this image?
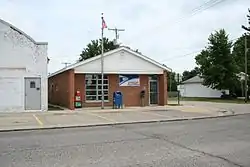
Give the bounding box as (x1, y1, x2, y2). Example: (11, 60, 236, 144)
(75, 49, 163, 74)
(0, 21, 48, 111)
(178, 83, 226, 98)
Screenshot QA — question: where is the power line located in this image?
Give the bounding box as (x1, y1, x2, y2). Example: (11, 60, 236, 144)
(189, 0, 228, 16)
(127, 0, 231, 43)
(161, 50, 202, 62)
(159, 0, 230, 30)
(241, 8, 250, 103)
(161, 37, 240, 62)
(190, 0, 221, 13)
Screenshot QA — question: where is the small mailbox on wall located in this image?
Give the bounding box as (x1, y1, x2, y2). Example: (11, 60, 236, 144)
(119, 74, 140, 86)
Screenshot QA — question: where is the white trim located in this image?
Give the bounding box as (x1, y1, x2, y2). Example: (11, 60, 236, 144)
(75, 71, 163, 74)
(49, 46, 172, 78)
(0, 18, 48, 45)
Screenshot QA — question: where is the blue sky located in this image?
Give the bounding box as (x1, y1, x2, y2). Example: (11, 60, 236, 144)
(0, 0, 249, 73)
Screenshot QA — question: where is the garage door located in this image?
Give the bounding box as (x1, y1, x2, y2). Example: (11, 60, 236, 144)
(0, 77, 22, 111)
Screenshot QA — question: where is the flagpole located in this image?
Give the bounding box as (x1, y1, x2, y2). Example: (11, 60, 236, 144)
(101, 13, 104, 109)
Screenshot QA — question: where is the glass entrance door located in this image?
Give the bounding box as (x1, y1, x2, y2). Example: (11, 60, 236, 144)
(149, 80, 158, 105)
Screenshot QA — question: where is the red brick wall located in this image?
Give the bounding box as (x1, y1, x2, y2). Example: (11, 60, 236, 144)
(109, 74, 149, 107)
(50, 71, 168, 109)
(74, 74, 150, 107)
(48, 69, 75, 109)
(158, 71, 168, 105)
(165, 71, 168, 104)
(74, 74, 85, 106)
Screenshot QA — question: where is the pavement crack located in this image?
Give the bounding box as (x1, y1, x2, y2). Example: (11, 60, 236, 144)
(114, 125, 244, 167)
(149, 133, 244, 167)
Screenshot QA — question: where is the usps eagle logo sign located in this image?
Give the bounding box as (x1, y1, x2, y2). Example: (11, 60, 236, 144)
(119, 75, 140, 86)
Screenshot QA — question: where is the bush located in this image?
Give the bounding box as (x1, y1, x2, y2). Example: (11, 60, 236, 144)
(220, 93, 237, 99)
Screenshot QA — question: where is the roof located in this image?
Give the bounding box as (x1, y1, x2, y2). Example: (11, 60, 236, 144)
(0, 18, 48, 45)
(182, 72, 249, 84)
(49, 46, 172, 77)
(181, 75, 203, 84)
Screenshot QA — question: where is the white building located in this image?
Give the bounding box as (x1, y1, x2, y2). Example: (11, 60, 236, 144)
(0, 19, 48, 112)
(178, 76, 229, 98)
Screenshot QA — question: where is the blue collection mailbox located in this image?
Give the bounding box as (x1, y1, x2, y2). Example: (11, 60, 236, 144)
(113, 91, 123, 109)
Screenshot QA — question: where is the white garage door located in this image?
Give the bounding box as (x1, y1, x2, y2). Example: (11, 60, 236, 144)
(0, 77, 22, 111)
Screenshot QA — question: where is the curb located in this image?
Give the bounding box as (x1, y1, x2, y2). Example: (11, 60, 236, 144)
(0, 113, 249, 133)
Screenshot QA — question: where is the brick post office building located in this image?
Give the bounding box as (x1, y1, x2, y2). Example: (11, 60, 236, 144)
(48, 46, 171, 110)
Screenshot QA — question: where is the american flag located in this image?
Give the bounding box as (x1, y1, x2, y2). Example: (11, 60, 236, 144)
(101, 14, 107, 29)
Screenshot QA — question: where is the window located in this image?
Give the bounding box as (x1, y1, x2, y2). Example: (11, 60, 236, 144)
(30, 81, 36, 88)
(85, 74, 109, 101)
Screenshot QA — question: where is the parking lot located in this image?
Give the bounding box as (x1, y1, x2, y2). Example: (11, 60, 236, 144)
(0, 106, 222, 131)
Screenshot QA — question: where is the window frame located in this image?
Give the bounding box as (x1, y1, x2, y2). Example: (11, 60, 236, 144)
(85, 74, 109, 102)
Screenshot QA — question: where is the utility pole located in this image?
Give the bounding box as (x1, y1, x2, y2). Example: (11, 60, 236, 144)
(108, 27, 125, 45)
(177, 74, 180, 105)
(242, 8, 250, 32)
(245, 35, 248, 103)
(169, 73, 172, 92)
(101, 13, 108, 109)
(242, 8, 250, 103)
(175, 73, 181, 105)
(62, 62, 71, 68)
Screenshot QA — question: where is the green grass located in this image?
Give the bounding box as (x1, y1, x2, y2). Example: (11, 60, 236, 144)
(168, 97, 250, 104)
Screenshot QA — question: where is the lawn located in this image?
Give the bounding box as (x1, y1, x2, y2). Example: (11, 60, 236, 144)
(168, 97, 250, 104)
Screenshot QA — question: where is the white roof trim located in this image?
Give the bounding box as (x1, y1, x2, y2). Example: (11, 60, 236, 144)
(49, 46, 172, 78)
(0, 18, 48, 45)
(75, 71, 164, 74)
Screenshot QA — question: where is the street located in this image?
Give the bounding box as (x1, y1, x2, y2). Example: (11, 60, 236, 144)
(0, 115, 250, 167)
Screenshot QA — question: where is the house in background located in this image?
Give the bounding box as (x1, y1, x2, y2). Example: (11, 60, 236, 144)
(0, 19, 48, 112)
(48, 46, 171, 110)
(178, 75, 229, 98)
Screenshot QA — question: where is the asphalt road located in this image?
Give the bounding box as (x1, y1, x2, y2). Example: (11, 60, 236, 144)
(1, 115, 250, 167)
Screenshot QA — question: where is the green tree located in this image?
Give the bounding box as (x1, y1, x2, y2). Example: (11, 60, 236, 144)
(167, 72, 177, 92)
(195, 29, 239, 92)
(232, 35, 250, 74)
(232, 35, 250, 97)
(79, 38, 119, 61)
(182, 67, 200, 81)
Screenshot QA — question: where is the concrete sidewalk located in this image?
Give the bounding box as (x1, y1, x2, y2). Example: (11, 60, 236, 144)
(0, 104, 247, 132)
(173, 101, 250, 115)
